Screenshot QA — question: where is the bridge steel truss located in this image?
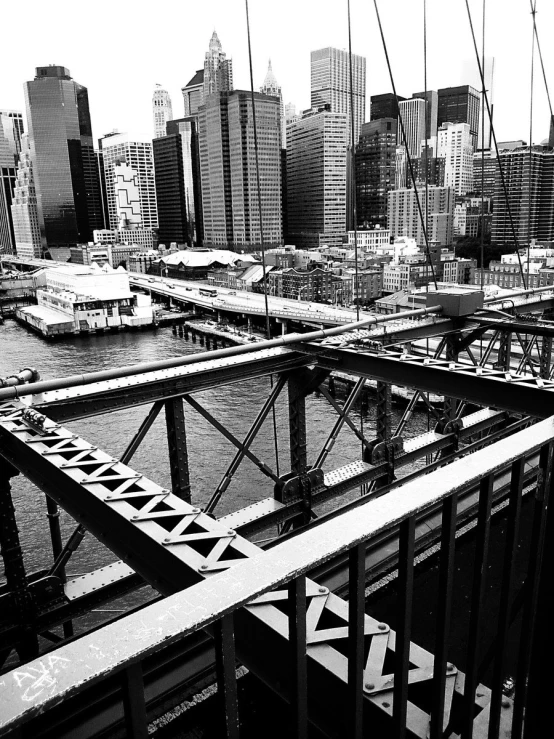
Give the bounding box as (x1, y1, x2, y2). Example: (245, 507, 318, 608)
(1, 298, 554, 737)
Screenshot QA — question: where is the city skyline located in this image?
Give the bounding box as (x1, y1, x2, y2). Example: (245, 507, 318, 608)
(1, 0, 552, 146)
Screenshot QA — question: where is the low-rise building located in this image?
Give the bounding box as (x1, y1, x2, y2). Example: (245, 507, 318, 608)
(15, 264, 154, 337)
(346, 228, 391, 250)
(269, 266, 334, 302)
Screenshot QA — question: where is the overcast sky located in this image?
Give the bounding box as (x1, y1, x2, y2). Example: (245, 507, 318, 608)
(2, 0, 552, 146)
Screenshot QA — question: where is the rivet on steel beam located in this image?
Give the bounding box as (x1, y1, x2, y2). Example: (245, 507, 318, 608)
(364, 683, 374, 691)
(378, 623, 388, 631)
(192, 507, 201, 513)
(502, 699, 511, 709)
(318, 587, 327, 594)
(382, 701, 390, 708)
(200, 564, 208, 570)
(447, 663, 455, 671)
(228, 530, 235, 536)
(131, 516, 139, 521)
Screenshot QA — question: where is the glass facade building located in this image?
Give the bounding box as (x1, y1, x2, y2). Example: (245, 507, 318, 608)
(198, 91, 282, 250)
(153, 117, 203, 246)
(287, 107, 347, 248)
(24, 66, 103, 247)
(355, 118, 397, 229)
(437, 85, 480, 150)
(370, 93, 405, 122)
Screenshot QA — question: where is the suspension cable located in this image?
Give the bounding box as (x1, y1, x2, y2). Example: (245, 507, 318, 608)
(423, 0, 429, 291)
(527, 1, 537, 287)
(373, 0, 438, 290)
(464, 0, 527, 288)
(529, 0, 553, 120)
(244, 0, 280, 477)
(347, 0, 360, 321)
(480, 0, 486, 287)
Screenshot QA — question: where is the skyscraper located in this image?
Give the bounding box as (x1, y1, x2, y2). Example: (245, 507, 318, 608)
(198, 91, 281, 250)
(204, 31, 233, 98)
(411, 90, 438, 140)
(0, 110, 24, 157)
(370, 93, 405, 122)
(287, 107, 347, 248)
(311, 47, 366, 145)
(355, 118, 397, 229)
(153, 117, 203, 246)
(437, 122, 474, 195)
(24, 65, 103, 248)
(437, 85, 480, 149)
(152, 84, 173, 139)
(0, 125, 17, 253)
(181, 32, 233, 118)
(99, 132, 158, 232)
(492, 146, 554, 245)
(10, 134, 42, 258)
(398, 98, 426, 158)
(260, 60, 285, 149)
(182, 70, 204, 116)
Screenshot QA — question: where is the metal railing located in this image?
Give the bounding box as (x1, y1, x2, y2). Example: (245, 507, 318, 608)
(1, 417, 553, 738)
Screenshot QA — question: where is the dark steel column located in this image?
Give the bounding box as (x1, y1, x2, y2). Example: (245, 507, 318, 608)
(496, 330, 512, 372)
(443, 336, 458, 420)
(288, 373, 308, 476)
(0, 459, 38, 661)
(165, 398, 191, 503)
(375, 381, 391, 444)
(540, 335, 552, 379)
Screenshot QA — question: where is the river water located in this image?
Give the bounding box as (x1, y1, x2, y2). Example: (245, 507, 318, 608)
(0, 319, 431, 632)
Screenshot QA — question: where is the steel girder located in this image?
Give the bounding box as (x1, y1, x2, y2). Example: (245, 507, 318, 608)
(28, 348, 312, 423)
(0, 401, 500, 738)
(301, 345, 554, 418)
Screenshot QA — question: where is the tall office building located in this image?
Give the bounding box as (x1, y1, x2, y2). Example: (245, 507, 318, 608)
(473, 149, 497, 199)
(204, 31, 233, 97)
(0, 110, 24, 157)
(370, 93, 405, 122)
(182, 70, 204, 116)
(198, 91, 281, 250)
(355, 118, 397, 229)
(287, 107, 347, 248)
(398, 98, 426, 158)
(153, 117, 203, 246)
(23, 65, 103, 248)
(411, 90, 438, 140)
(388, 185, 455, 246)
(181, 31, 233, 117)
(437, 85, 480, 149)
(0, 125, 17, 253)
(11, 134, 42, 258)
(260, 60, 285, 149)
(311, 47, 366, 145)
(492, 146, 554, 245)
(437, 122, 474, 195)
(99, 132, 158, 232)
(152, 84, 173, 139)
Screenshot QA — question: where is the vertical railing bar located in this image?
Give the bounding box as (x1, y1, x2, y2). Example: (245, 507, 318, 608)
(121, 662, 148, 739)
(430, 493, 458, 739)
(214, 613, 240, 738)
(348, 542, 365, 739)
(487, 457, 524, 739)
(461, 473, 494, 739)
(393, 515, 415, 739)
(512, 442, 553, 739)
(288, 575, 308, 738)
